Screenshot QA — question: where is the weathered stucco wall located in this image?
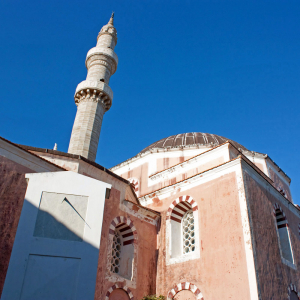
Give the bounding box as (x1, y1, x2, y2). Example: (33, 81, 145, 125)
(148, 172, 251, 299)
(94, 187, 158, 300)
(243, 170, 300, 299)
(0, 156, 34, 297)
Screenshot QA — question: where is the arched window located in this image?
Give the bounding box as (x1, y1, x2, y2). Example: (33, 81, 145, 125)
(274, 204, 293, 263)
(109, 218, 136, 280)
(171, 201, 196, 258)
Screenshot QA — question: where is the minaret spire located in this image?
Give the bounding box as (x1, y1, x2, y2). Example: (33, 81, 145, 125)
(68, 15, 118, 161)
(109, 12, 114, 25)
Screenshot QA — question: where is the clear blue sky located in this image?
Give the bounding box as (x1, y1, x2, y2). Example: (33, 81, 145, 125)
(1, 1, 300, 202)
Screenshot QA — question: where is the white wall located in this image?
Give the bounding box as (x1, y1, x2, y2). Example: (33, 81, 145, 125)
(1, 171, 111, 300)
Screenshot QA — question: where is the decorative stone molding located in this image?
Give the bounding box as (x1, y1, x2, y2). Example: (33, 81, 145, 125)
(75, 80, 113, 99)
(105, 283, 134, 300)
(86, 47, 118, 65)
(86, 47, 118, 73)
(166, 195, 198, 220)
(167, 282, 204, 300)
(288, 284, 300, 299)
(74, 89, 112, 111)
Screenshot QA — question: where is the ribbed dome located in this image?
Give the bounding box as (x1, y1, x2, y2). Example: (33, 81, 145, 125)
(140, 132, 247, 153)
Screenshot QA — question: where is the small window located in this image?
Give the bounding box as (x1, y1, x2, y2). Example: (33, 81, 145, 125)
(170, 201, 196, 258)
(100, 78, 105, 82)
(110, 222, 134, 280)
(275, 207, 293, 263)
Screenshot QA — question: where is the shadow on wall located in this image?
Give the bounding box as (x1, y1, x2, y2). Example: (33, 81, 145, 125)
(1, 199, 100, 300)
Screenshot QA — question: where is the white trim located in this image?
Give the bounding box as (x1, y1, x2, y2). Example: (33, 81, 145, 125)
(149, 143, 231, 184)
(236, 165, 260, 300)
(139, 158, 242, 206)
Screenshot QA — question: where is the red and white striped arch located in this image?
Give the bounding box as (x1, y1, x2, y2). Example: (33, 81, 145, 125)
(288, 283, 300, 299)
(273, 203, 288, 229)
(105, 283, 134, 300)
(167, 282, 204, 300)
(109, 216, 137, 246)
(167, 195, 198, 223)
(128, 178, 139, 194)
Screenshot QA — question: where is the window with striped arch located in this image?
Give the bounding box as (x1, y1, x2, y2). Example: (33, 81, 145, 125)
(110, 223, 134, 280)
(274, 207, 293, 263)
(170, 201, 196, 258)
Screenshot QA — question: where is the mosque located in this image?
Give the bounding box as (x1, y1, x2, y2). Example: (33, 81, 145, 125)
(0, 14, 300, 300)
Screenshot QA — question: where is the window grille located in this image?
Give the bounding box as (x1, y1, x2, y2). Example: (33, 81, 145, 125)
(182, 210, 195, 254)
(111, 230, 122, 274)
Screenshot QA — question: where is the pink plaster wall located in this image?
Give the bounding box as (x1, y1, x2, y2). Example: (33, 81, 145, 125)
(94, 187, 158, 299)
(148, 172, 251, 299)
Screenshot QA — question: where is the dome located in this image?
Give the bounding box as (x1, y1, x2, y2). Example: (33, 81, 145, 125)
(140, 132, 247, 153)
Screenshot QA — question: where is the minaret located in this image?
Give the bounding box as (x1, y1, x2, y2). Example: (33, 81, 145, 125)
(68, 13, 118, 161)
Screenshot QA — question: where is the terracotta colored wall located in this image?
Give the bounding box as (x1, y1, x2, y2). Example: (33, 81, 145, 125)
(148, 172, 251, 299)
(94, 187, 158, 299)
(243, 171, 300, 299)
(0, 156, 34, 297)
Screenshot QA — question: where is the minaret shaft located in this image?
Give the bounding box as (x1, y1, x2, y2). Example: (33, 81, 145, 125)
(68, 101, 105, 161)
(68, 14, 118, 161)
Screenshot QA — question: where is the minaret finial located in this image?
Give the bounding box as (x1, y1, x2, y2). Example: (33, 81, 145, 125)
(109, 12, 114, 25)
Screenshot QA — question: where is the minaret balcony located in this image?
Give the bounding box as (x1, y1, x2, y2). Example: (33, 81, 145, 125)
(85, 47, 118, 73)
(74, 80, 113, 111)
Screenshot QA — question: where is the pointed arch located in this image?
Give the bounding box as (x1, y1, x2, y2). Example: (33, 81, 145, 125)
(166, 195, 198, 221)
(167, 282, 204, 300)
(109, 216, 137, 245)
